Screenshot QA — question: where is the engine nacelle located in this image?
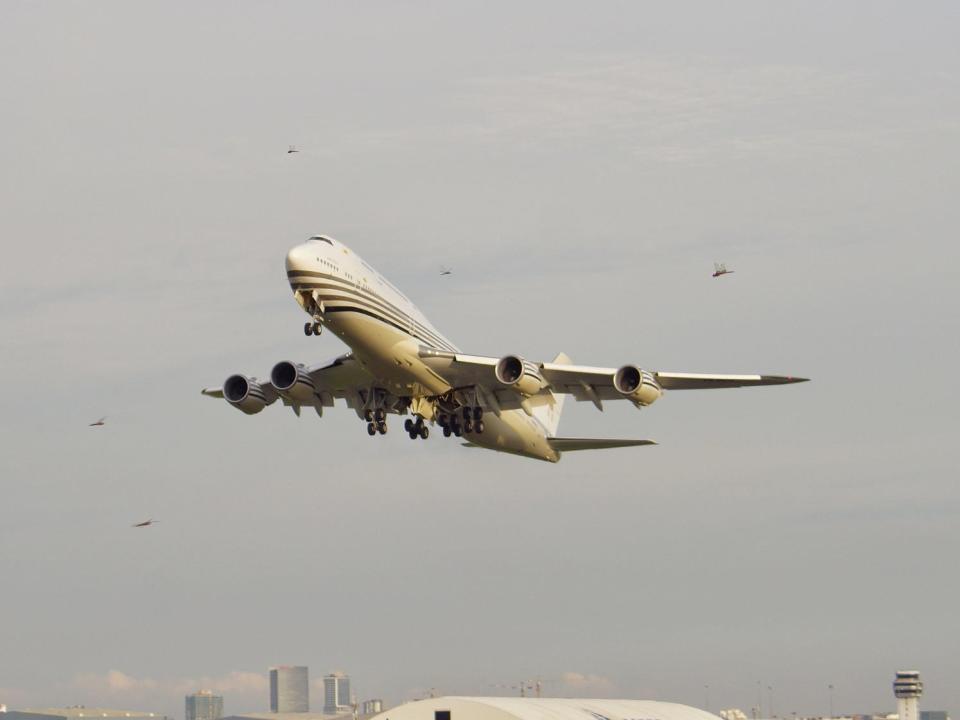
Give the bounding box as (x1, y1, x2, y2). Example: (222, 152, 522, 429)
(495, 355, 548, 396)
(223, 374, 268, 414)
(613, 365, 662, 406)
(270, 361, 316, 403)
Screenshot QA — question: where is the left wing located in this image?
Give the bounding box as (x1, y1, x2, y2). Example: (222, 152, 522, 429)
(432, 350, 807, 410)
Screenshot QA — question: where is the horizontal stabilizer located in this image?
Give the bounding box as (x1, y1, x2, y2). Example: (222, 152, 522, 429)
(547, 437, 657, 452)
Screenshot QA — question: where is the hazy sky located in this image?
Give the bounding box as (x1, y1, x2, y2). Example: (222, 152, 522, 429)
(1, 1, 958, 718)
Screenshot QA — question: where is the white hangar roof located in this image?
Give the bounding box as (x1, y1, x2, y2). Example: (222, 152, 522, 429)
(375, 697, 718, 720)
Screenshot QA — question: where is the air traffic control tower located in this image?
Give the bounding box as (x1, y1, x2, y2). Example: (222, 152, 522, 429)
(893, 670, 923, 720)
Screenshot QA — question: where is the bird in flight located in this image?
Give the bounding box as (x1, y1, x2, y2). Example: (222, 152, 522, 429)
(440, 265, 452, 276)
(89, 417, 106, 427)
(287, 145, 299, 154)
(132, 519, 158, 528)
(712, 262, 734, 278)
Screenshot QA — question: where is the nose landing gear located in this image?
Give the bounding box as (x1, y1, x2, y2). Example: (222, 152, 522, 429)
(303, 321, 323, 336)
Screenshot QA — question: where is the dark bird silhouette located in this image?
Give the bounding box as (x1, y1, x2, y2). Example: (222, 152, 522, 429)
(89, 417, 106, 427)
(287, 145, 299, 154)
(132, 519, 158, 528)
(440, 266, 452, 276)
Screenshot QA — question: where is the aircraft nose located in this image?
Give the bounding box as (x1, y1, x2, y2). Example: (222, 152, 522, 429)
(285, 243, 312, 273)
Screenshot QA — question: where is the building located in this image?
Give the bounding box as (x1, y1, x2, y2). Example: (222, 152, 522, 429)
(271, 666, 310, 713)
(893, 671, 923, 720)
(369, 698, 716, 720)
(361, 703, 382, 717)
(3, 709, 168, 720)
(187, 693, 223, 720)
(323, 674, 351, 715)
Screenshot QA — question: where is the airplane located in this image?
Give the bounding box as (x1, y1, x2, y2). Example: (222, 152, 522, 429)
(202, 235, 807, 462)
(89, 416, 106, 427)
(440, 266, 453, 276)
(712, 262, 734, 277)
(132, 519, 157, 528)
(287, 145, 299, 154)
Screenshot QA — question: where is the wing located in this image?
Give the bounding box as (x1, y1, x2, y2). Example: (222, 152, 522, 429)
(433, 351, 807, 411)
(202, 353, 379, 415)
(654, 372, 806, 389)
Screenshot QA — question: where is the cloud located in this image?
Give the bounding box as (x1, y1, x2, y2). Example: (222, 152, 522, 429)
(71, 670, 160, 694)
(558, 672, 616, 697)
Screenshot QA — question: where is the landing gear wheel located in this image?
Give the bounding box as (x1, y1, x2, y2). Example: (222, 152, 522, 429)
(463, 418, 473, 433)
(408, 430, 418, 440)
(304, 322, 313, 336)
(419, 425, 429, 439)
(404, 418, 414, 433)
(438, 413, 448, 427)
(475, 419, 485, 434)
(311, 322, 322, 335)
(364, 409, 373, 422)
(452, 423, 462, 437)
(377, 420, 387, 434)
(473, 407, 482, 421)
(366, 422, 376, 436)
(443, 426, 452, 438)
(374, 409, 386, 422)
(462, 407, 472, 421)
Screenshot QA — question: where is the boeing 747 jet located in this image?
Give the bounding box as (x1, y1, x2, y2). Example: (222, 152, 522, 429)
(203, 235, 807, 462)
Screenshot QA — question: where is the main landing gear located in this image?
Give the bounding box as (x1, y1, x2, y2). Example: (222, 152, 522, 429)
(304, 321, 323, 336)
(404, 417, 429, 440)
(437, 407, 484, 437)
(364, 408, 387, 436)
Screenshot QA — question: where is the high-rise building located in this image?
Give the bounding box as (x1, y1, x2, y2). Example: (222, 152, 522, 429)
(361, 701, 382, 716)
(186, 691, 224, 720)
(894, 670, 923, 720)
(323, 673, 351, 715)
(270, 666, 309, 713)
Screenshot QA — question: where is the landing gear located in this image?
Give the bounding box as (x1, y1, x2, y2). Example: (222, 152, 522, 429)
(475, 419, 485, 434)
(303, 321, 322, 336)
(406, 417, 429, 440)
(376, 420, 387, 434)
(367, 422, 376, 436)
(364, 409, 374, 422)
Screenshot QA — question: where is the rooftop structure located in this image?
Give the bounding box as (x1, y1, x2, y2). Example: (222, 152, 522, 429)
(369, 697, 719, 720)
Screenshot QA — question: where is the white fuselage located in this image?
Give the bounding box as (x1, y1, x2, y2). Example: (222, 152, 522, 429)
(285, 236, 561, 462)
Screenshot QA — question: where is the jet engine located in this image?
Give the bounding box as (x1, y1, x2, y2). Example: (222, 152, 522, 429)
(495, 355, 548, 396)
(223, 374, 268, 414)
(270, 361, 316, 403)
(613, 365, 662, 406)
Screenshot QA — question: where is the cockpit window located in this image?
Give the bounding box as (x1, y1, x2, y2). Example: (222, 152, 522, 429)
(308, 235, 334, 245)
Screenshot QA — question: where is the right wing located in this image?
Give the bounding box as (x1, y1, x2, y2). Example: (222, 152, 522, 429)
(202, 352, 378, 415)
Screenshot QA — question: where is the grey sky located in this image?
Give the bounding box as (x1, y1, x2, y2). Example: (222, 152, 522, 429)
(1, 1, 958, 717)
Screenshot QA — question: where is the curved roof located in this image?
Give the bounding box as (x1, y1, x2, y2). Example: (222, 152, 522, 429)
(375, 696, 717, 720)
